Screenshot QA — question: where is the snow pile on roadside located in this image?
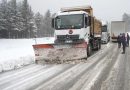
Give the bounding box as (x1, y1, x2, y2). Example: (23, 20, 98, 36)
(0, 37, 54, 72)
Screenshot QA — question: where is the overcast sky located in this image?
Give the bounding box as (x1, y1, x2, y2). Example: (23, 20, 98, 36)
(22, 0, 130, 21)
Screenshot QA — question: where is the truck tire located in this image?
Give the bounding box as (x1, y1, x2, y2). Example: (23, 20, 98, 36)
(87, 44, 92, 56)
(97, 40, 101, 50)
(95, 41, 99, 50)
(99, 41, 101, 49)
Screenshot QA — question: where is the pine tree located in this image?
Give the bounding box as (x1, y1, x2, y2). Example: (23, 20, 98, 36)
(0, 0, 41, 38)
(7, 0, 19, 38)
(34, 12, 43, 37)
(28, 6, 37, 38)
(42, 10, 53, 37)
(17, 2, 25, 38)
(21, 0, 29, 38)
(21, 0, 36, 38)
(0, 0, 8, 38)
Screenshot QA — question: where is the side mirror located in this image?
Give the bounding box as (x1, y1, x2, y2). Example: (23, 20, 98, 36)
(88, 16, 91, 26)
(85, 17, 87, 27)
(51, 18, 55, 28)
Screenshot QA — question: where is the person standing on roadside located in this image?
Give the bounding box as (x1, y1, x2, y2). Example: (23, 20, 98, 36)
(117, 34, 122, 48)
(121, 33, 126, 54)
(126, 33, 129, 47)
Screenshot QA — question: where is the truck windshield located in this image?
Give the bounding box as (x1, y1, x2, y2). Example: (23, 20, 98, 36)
(102, 25, 107, 32)
(55, 14, 84, 30)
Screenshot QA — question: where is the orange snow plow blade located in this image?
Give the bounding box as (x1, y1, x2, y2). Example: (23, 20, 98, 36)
(33, 42, 88, 64)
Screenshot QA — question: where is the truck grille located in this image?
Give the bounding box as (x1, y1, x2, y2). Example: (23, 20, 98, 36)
(57, 35, 79, 40)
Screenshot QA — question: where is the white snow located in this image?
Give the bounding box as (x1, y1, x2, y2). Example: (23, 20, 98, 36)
(0, 37, 54, 72)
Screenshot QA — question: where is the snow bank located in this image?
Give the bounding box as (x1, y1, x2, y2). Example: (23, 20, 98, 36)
(0, 37, 54, 72)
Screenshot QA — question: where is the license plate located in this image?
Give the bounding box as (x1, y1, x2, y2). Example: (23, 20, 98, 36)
(54, 44, 72, 49)
(65, 40, 73, 43)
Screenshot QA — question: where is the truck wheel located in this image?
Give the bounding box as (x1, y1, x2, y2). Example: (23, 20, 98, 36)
(97, 41, 101, 50)
(87, 44, 92, 56)
(99, 41, 101, 49)
(95, 41, 99, 50)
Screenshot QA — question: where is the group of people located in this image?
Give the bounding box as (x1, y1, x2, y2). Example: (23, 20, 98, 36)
(117, 33, 129, 54)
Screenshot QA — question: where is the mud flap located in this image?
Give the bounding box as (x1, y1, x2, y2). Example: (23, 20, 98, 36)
(33, 43, 87, 64)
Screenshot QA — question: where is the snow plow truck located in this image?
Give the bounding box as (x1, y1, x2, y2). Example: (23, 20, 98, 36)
(33, 5, 102, 64)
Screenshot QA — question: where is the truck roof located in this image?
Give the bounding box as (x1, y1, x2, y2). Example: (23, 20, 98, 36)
(111, 21, 125, 23)
(57, 11, 89, 16)
(60, 5, 93, 16)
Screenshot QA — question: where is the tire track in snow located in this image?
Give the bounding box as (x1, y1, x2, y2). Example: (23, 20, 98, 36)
(34, 63, 89, 90)
(68, 44, 117, 90)
(81, 44, 119, 90)
(2, 65, 72, 90)
(0, 65, 53, 89)
(124, 47, 130, 90)
(101, 48, 127, 90)
(0, 64, 52, 86)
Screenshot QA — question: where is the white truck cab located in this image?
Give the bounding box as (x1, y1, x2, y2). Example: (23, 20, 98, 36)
(53, 11, 90, 44)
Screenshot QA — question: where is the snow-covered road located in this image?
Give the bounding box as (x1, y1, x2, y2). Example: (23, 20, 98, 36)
(0, 42, 130, 90)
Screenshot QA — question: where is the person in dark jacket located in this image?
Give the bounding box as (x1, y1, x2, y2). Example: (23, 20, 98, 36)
(117, 34, 122, 48)
(121, 33, 126, 54)
(126, 33, 129, 47)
